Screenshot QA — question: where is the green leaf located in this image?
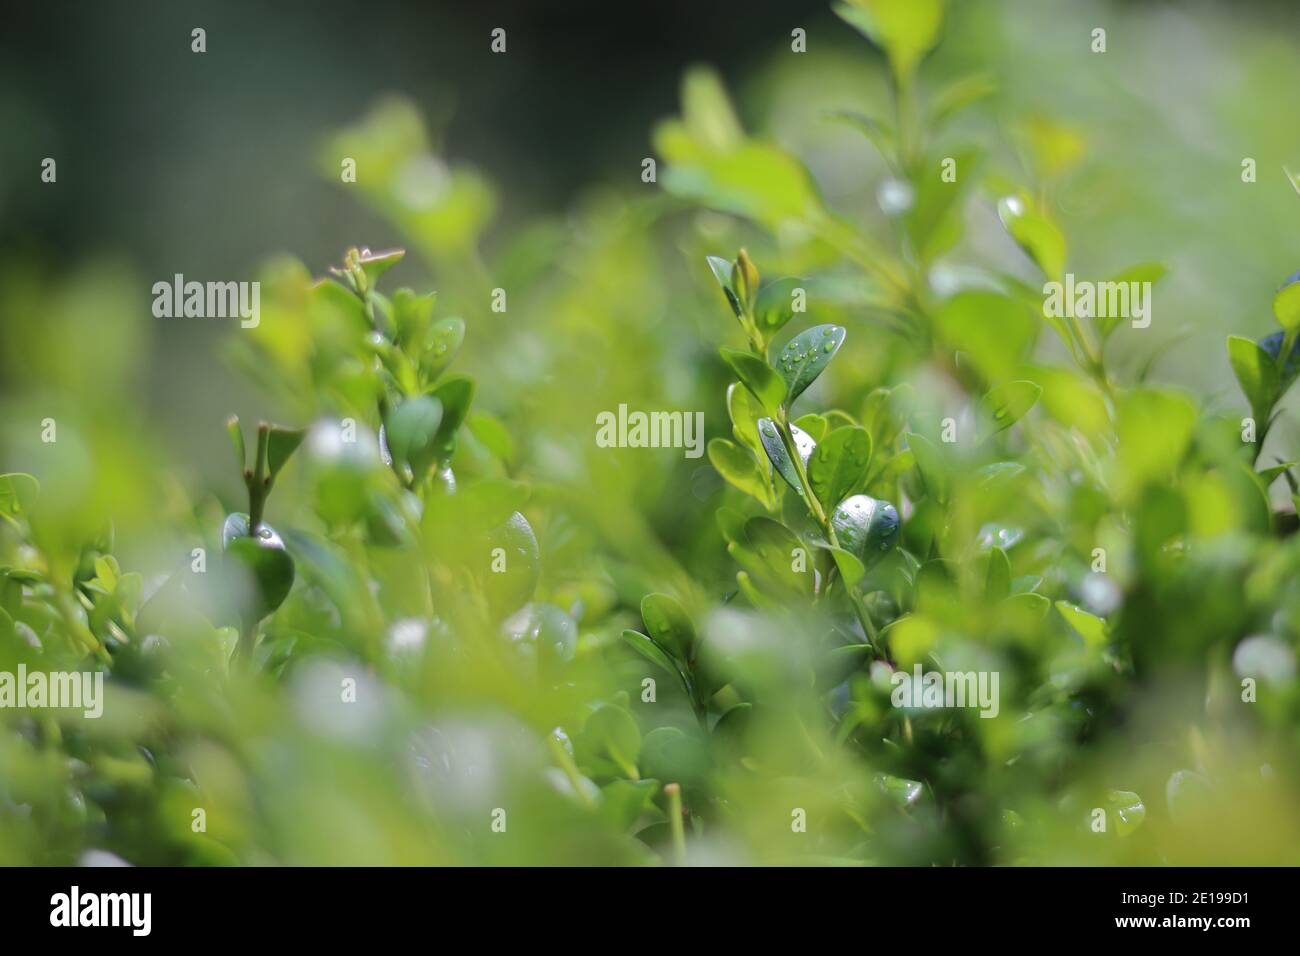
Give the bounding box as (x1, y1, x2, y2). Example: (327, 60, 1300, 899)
(834, 0, 945, 82)
(226, 416, 246, 473)
(422, 316, 465, 382)
(727, 382, 765, 456)
(585, 705, 641, 779)
(391, 288, 437, 348)
(1002, 591, 1051, 622)
(716, 505, 748, 545)
(1228, 334, 1280, 422)
(0, 473, 40, 518)
(383, 395, 444, 476)
(754, 277, 804, 335)
(422, 479, 529, 537)
(1097, 263, 1166, 340)
(1116, 388, 1197, 497)
(639, 726, 709, 788)
(812, 540, 866, 587)
(792, 413, 829, 442)
(679, 68, 744, 150)
(599, 779, 662, 830)
(640, 593, 696, 660)
(1056, 600, 1107, 646)
(708, 438, 773, 507)
(225, 523, 295, 621)
(907, 146, 982, 262)
(733, 249, 760, 312)
(221, 512, 251, 549)
(825, 110, 896, 163)
(985, 546, 1011, 601)
(927, 73, 996, 129)
(1027, 365, 1109, 435)
(1106, 790, 1146, 836)
(656, 97, 823, 227)
(997, 196, 1066, 280)
(706, 256, 742, 318)
(355, 247, 404, 287)
(774, 324, 846, 406)
(428, 376, 475, 463)
(809, 425, 873, 513)
(1257, 461, 1297, 486)
(903, 431, 950, 503)
(720, 347, 786, 415)
(933, 292, 1038, 384)
(978, 380, 1042, 437)
(621, 628, 683, 678)
(479, 511, 540, 617)
(266, 425, 306, 481)
(757, 418, 815, 494)
(1274, 281, 1300, 333)
(743, 516, 814, 595)
(1257, 330, 1300, 398)
(816, 644, 873, 691)
(830, 495, 901, 570)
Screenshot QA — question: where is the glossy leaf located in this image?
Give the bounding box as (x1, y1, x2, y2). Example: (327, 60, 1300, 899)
(830, 495, 900, 570)
(225, 523, 295, 621)
(706, 256, 742, 318)
(222, 512, 251, 549)
(757, 418, 815, 494)
(808, 425, 873, 513)
(774, 324, 846, 406)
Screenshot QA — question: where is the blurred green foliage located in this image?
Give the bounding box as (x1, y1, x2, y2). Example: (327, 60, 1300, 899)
(3, 0, 1300, 866)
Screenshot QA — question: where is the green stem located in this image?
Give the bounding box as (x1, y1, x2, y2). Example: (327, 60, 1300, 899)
(776, 413, 831, 531)
(776, 414, 881, 651)
(664, 783, 686, 865)
(235, 618, 258, 665)
(247, 424, 270, 529)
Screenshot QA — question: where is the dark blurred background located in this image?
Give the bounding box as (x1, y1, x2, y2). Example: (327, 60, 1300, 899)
(0, 0, 828, 277)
